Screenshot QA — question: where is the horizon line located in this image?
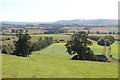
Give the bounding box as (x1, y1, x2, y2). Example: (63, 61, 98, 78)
(0, 19, 118, 23)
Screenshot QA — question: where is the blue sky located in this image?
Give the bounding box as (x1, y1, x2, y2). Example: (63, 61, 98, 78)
(0, 0, 119, 22)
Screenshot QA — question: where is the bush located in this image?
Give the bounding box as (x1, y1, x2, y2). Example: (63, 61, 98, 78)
(59, 39, 64, 42)
(2, 44, 15, 54)
(5, 37, 11, 40)
(89, 36, 101, 41)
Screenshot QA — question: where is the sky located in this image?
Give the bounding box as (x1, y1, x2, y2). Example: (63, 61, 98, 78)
(0, 0, 119, 22)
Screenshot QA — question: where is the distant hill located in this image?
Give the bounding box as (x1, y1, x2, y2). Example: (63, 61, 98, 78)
(53, 19, 117, 26)
(1, 19, 118, 28)
(1, 21, 35, 25)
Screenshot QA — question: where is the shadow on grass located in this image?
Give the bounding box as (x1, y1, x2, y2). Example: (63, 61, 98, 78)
(71, 54, 118, 62)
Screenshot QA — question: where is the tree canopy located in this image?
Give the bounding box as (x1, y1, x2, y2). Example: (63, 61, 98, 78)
(14, 32, 31, 57)
(65, 31, 96, 60)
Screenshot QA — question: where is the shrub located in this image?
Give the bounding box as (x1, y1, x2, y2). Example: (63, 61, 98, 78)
(2, 44, 15, 54)
(59, 39, 64, 42)
(89, 36, 100, 41)
(5, 37, 11, 40)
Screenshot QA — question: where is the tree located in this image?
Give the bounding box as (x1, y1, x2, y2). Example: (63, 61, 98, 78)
(14, 32, 31, 57)
(96, 31, 100, 34)
(11, 29, 16, 33)
(65, 31, 96, 61)
(97, 35, 115, 60)
(109, 32, 112, 34)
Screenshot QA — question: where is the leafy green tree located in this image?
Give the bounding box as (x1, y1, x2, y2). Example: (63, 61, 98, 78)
(65, 31, 96, 60)
(14, 32, 31, 57)
(97, 35, 115, 60)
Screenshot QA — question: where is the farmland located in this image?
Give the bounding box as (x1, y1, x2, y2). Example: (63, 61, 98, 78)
(1, 34, 70, 45)
(0, 0, 119, 78)
(2, 33, 119, 78)
(1, 33, 119, 45)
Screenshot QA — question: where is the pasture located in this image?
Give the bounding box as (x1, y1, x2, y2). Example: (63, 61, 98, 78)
(1, 33, 119, 78)
(2, 41, 118, 78)
(1, 34, 70, 45)
(1, 33, 119, 45)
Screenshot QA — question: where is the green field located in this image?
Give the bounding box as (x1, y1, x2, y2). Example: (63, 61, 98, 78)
(2, 42, 118, 78)
(90, 40, 118, 59)
(1, 33, 119, 45)
(31, 34, 70, 42)
(1, 34, 70, 45)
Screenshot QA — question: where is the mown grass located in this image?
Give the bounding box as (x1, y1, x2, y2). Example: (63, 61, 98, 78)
(2, 42, 118, 78)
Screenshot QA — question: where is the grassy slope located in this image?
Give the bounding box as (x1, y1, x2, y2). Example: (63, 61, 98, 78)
(2, 42, 118, 78)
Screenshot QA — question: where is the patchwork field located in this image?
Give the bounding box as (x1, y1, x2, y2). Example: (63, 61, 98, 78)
(1, 34, 70, 45)
(2, 42, 118, 78)
(1, 33, 119, 45)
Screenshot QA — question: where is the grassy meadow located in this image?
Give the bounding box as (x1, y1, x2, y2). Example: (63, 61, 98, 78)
(1, 33, 119, 78)
(2, 41, 118, 78)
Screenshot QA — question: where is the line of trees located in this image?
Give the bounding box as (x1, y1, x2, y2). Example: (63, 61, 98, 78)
(30, 37, 53, 51)
(89, 35, 120, 41)
(1, 33, 53, 57)
(89, 36, 101, 41)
